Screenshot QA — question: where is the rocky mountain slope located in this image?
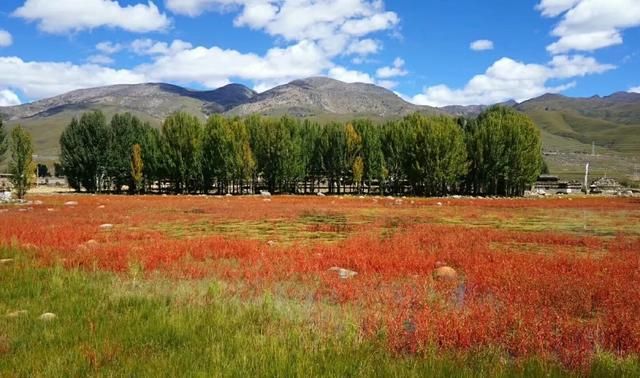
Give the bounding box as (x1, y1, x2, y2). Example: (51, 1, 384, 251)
(227, 77, 440, 118)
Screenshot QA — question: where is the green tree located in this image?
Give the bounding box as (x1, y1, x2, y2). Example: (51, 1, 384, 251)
(8, 126, 36, 199)
(161, 112, 203, 193)
(322, 123, 347, 194)
(37, 163, 49, 178)
(0, 118, 7, 163)
(354, 120, 385, 194)
(59, 111, 111, 192)
(108, 113, 147, 193)
(301, 120, 325, 194)
(381, 120, 407, 195)
(403, 114, 468, 196)
(130, 144, 144, 194)
(470, 107, 543, 195)
(251, 116, 303, 194)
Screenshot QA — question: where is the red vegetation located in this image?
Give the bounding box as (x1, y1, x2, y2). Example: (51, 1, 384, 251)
(1, 195, 639, 369)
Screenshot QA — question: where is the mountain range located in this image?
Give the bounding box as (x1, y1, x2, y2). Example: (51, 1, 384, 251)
(1, 77, 639, 181)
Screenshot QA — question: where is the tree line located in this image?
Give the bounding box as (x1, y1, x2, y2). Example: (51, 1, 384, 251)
(58, 107, 543, 197)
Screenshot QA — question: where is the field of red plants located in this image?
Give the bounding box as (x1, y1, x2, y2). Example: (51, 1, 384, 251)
(2, 194, 640, 370)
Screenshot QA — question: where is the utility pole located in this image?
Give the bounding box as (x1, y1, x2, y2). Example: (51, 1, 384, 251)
(584, 162, 590, 195)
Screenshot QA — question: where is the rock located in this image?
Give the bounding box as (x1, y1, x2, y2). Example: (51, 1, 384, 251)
(6, 310, 28, 318)
(260, 190, 272, 197)
(317, 192, 326, 196)
(39, 313, 57, 321)
(225, 193, 232, 197)
(97, 205, 105, 209)
(267, 240, 276, 247)
(47, 208, 55, 212)
(99, 224, 113, 231)
(0, 258, 14, 265)
(64, 201, 78, 206)
(263, 198, 271, 202)
(359, 196, 365, 199)
(33, 200, 44, 205)
(329, 267, 358, 279)
(436, 202, 443, 206)
(433, 266, 457, 281)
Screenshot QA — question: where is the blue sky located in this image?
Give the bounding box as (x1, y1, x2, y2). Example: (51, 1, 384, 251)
(0, 0, 639, 107)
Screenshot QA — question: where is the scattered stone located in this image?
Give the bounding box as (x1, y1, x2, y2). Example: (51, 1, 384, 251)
(99, 224, 113, 231)
(64, 201, 78, 206)
(97, 205, 105, 209)
(39, 313, 57, 321)
(267, 240, 276, 247)
(33, 200, 44, 205)
(359, 196, 365, 199)
(47, 208, 55, 212)
(6, 310, 28, 318)
(329, 267, 358, 279)
(0, 258, 14, 265)
(433, 266, 457, 281)
(436, 202, 443, 206)
(263, 198, 271, 202)
(317, 192, 326, 197)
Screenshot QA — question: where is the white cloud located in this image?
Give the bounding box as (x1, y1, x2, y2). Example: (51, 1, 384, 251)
(130, 39, 193, 55)
(87, 54, 115, 65)
(328, 66, 374, 83)
(164, 0, 238, 17)
(377, 80, 397, 89)
(13, 0, 170, 34)
(166, 0, 398, 63)
(411, 55, 614, 106)
(0, 56, 147, 99)
(96, 41, 123, 54)
(0, 30, 13, 47)
(0, 89, 21, 106)
(630, 86, 640, 93)
(470, 39, 494, 51)
(345, 38, 380, 56)
(376, 57, 406, 78)
(538, 0, 640, 53)
(141, 40, 332, 88)
(536, 0, 581, 17)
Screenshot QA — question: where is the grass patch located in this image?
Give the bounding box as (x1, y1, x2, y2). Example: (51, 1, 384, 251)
(0, 247, 613, 377)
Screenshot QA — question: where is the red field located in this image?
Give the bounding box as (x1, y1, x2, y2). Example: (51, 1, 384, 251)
(2, 195, 640, 370)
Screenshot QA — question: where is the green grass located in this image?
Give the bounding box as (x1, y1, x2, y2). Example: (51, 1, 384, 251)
(0, 247, 608, 377)
(153, 211, 362, 244)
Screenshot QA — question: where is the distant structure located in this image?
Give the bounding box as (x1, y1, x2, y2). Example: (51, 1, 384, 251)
(533, 175, 582, 194)
(0, 174, 12, 202)
(590, 177, 621, 194)
(0, 174, 12, 191)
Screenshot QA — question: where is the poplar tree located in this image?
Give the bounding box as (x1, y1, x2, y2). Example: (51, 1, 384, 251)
(8, 126, 36, 199)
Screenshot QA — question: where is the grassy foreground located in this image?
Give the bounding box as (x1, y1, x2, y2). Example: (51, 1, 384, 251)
(1, 249, 638, 377)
